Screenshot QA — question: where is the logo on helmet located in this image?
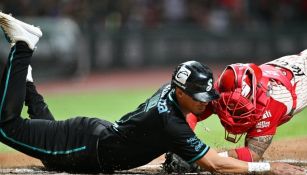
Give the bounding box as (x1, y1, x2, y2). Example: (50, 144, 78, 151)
(206, 78, 213, 91)
(175, 66, 191, 87)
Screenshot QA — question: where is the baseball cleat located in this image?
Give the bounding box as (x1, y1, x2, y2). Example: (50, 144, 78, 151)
(0, 12, 42, 50)
(300, 49, 307, 57)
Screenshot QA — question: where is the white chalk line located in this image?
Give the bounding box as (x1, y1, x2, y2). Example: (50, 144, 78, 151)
(137, 159, 307, 169)
(268, 159, 307, 165)
(1, 159, 306, 174)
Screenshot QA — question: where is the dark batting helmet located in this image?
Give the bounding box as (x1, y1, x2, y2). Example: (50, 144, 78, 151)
(171, 61, 220, 102)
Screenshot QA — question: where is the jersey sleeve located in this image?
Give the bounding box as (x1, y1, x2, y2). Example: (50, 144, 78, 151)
(165, 117, 210, 163)
(247, 99, 287, 137)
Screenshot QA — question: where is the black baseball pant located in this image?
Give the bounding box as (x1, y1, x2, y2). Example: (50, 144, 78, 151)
(0, 42, 112, 173)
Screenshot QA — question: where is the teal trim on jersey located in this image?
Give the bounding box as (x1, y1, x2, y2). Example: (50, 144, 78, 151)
(168, 90, 181, 110)
(187, 146, 210, 164)
(168, 90, 210, 163)
(0, 129, 86, 154)
(0, 46, 86, 155)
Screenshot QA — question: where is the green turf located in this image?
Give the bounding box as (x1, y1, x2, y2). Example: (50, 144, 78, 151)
(1, 88, 307, 152)
(38, 89, 153, 121)
(194, 112, 307, 150)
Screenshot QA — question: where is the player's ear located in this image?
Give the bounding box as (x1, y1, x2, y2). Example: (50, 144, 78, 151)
(175, 87, 185, 100)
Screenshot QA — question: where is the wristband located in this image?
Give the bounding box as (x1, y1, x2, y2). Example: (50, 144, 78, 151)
(235, 147, 253, 162)
(248, 162, 270, 172)
(218, 151, 228, 157)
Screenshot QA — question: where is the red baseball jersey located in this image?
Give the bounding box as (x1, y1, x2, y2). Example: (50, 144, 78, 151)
(188, 51, 307, 139)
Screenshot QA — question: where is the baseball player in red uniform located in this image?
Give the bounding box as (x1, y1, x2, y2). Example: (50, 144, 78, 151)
(186, 49, 307, 163)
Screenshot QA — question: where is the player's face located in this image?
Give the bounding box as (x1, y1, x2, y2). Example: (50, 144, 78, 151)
(177, 88, 209, 115)
(187, 95, 209, 115)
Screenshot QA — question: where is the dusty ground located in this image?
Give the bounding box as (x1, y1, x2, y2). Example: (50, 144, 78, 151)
(263, 137, 307, 161)
(0, 137, 306, 173)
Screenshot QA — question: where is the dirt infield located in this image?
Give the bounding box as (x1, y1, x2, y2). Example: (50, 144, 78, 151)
(1, 136, 306, 174)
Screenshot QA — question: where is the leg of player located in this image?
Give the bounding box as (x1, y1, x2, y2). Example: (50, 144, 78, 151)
(0, 11, 42, 121)
(25, 66, 55, 120)
(0, 18, 39, 123)
(0, 13, 111, 173)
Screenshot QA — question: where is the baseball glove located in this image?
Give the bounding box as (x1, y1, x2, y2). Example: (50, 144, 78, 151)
(161, 152, 200, 173)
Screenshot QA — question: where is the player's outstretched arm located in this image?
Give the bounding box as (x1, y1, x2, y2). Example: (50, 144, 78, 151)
(220, 135, 274, 162)
(197, 149, 247, 174)
(197, 148, 305, 174)
(227, 135, 273, 162)
(245, 135, 274, 161)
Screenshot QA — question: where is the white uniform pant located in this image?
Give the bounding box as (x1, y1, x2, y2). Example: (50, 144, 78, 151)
(265, 49, 307, 115)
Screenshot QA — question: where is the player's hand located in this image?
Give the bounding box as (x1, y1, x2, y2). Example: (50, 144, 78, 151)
(270, 162, 305, 175)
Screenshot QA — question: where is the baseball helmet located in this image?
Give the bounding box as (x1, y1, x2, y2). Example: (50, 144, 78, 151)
(213, 63, 263, 142)
(217, 63, 262, 98)
(171, 61, 220, 102)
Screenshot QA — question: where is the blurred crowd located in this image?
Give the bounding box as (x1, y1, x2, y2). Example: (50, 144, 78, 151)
(1, 0, 307, 78)
(1, 0, 307, 32)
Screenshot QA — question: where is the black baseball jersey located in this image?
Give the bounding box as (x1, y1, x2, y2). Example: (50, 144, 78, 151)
(98, 84, 210, 170)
